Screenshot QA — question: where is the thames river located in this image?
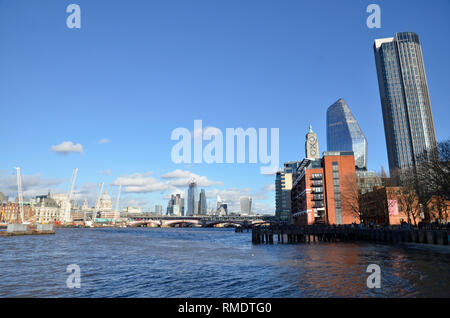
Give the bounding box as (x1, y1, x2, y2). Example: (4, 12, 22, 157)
(0, 227, 449, 297)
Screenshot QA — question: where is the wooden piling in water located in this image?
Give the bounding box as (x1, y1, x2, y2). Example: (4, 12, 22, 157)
(250, 224, 450, 246)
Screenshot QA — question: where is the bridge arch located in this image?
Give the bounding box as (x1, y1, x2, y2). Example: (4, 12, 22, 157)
(162, 219, 200, 227)
(129, 220, 161, 227)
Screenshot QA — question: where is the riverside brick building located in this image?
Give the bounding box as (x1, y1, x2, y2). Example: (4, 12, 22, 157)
(291, 151, 358, 226)
(360, 186, 450, 225)
(0, 202, 35, 223)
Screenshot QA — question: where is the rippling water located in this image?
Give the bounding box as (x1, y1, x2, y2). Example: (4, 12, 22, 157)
(0, 228, 449, 297)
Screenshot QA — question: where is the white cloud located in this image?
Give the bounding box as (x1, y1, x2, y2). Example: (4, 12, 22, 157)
(263, 183, 275, 192)
(0, 171, 65, 199)
(161, 169, 223, 187)
(119, 198, 149, 209)
(98, 139, 111, 144)
(163, 188, 186, 200)
(112, 172, 171, 193)
(203, 184, 276, 215)
(71, 182, 99, 207)
(99, 170, 112, 176)
(51, 141, 83, 155)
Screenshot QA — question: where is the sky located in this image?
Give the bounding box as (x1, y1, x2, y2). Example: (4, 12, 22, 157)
(0, 0, 449, 214)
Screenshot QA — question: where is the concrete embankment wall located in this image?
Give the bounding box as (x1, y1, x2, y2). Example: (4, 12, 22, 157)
(7, 224, 28, 232)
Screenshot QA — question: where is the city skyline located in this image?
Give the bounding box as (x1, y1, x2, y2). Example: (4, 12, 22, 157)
(1, 1, 449, 215)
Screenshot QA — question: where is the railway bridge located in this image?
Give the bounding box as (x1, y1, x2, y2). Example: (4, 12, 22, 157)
(127, 214, 278, 228)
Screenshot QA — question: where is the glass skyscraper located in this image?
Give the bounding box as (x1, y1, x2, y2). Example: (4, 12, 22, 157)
(239, 196, 252, 215)
(374, 32, 438, 175)
(327, 98, 368, 170)
(198, 189, 207, 215)
(187, 181, 198, 216)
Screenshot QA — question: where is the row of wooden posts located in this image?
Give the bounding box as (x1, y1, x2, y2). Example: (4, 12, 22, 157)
(251, 225, 449, 246)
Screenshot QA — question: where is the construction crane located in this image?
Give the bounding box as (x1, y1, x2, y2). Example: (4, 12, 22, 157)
(14, 167, 25, 224)
(93, 182, 104, 221)
(1, 208, 6, 223)
(62, 168, 78, 224)
(115, 184, 122, 213)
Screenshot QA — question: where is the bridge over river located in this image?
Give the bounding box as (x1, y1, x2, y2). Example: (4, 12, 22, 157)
(127, 214, 278, 228)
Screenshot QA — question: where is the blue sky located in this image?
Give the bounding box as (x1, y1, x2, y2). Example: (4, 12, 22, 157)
(1, 0, 449, 213)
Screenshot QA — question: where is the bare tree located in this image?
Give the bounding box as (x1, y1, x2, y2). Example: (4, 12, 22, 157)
(341, 174, 361, 221)
(417, 140, 450, 201)
(392, 183, 421, 226)
(408, 139, 450, 222)
(429, 195, 449, 224)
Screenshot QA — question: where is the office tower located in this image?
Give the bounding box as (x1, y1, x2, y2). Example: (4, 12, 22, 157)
(187, 180, 198, 216)
(155, 204, 163, 214)
(217, 203, 228, 216)
(239, 196, 252, 215)
(305, 125, 320, 159)
(275, 161, 302, 222)
(374, 32, 438, 175)
(327, 98, 368, 170)
(166, 195, 174, 215)
(198, 189, 207, 215)
(176, 195, 184, 216)
(216, 195, 223, 211)
(168, 193, 184, 216)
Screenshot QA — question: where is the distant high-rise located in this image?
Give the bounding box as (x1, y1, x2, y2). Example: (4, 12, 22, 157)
(327, 98, 368, 170)
(155, 204, 163, 214)
(275, 161, 302, 222)
(216, 194, 223, 211)
(187, 180, 198, 216)
(198, 189, 207, 215)
(239, 196, 252, 215)
(374, 32, 438, 175)
(167, 193, 184, 216)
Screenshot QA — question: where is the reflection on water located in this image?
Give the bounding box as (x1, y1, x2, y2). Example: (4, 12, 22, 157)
(0, 228, 449, 297)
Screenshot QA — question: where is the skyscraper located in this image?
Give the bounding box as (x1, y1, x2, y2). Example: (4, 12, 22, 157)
(239, 196, 252, 215)
(187, 180, 198, 216)
(327, 98, 368, 170)
(198, 189, 207, 215)
(216, 194, 223, 211)
(374, 32, 438, 175)
(155, 204, 163, 214)
(167, 193, 184, 216)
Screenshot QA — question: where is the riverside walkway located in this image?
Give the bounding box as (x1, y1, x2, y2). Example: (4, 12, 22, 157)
(252, 224, 449, 246)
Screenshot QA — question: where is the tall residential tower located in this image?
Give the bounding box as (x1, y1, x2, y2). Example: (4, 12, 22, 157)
(374, 32, 438, 175)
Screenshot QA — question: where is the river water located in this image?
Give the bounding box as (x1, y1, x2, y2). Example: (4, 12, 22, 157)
(0, 227, 449, 297)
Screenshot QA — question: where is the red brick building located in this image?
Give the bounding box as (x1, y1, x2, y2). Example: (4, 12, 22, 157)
(291, 151, 358, 226)
(0, 202, 35, 223)
(360, 186, 449, 225)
